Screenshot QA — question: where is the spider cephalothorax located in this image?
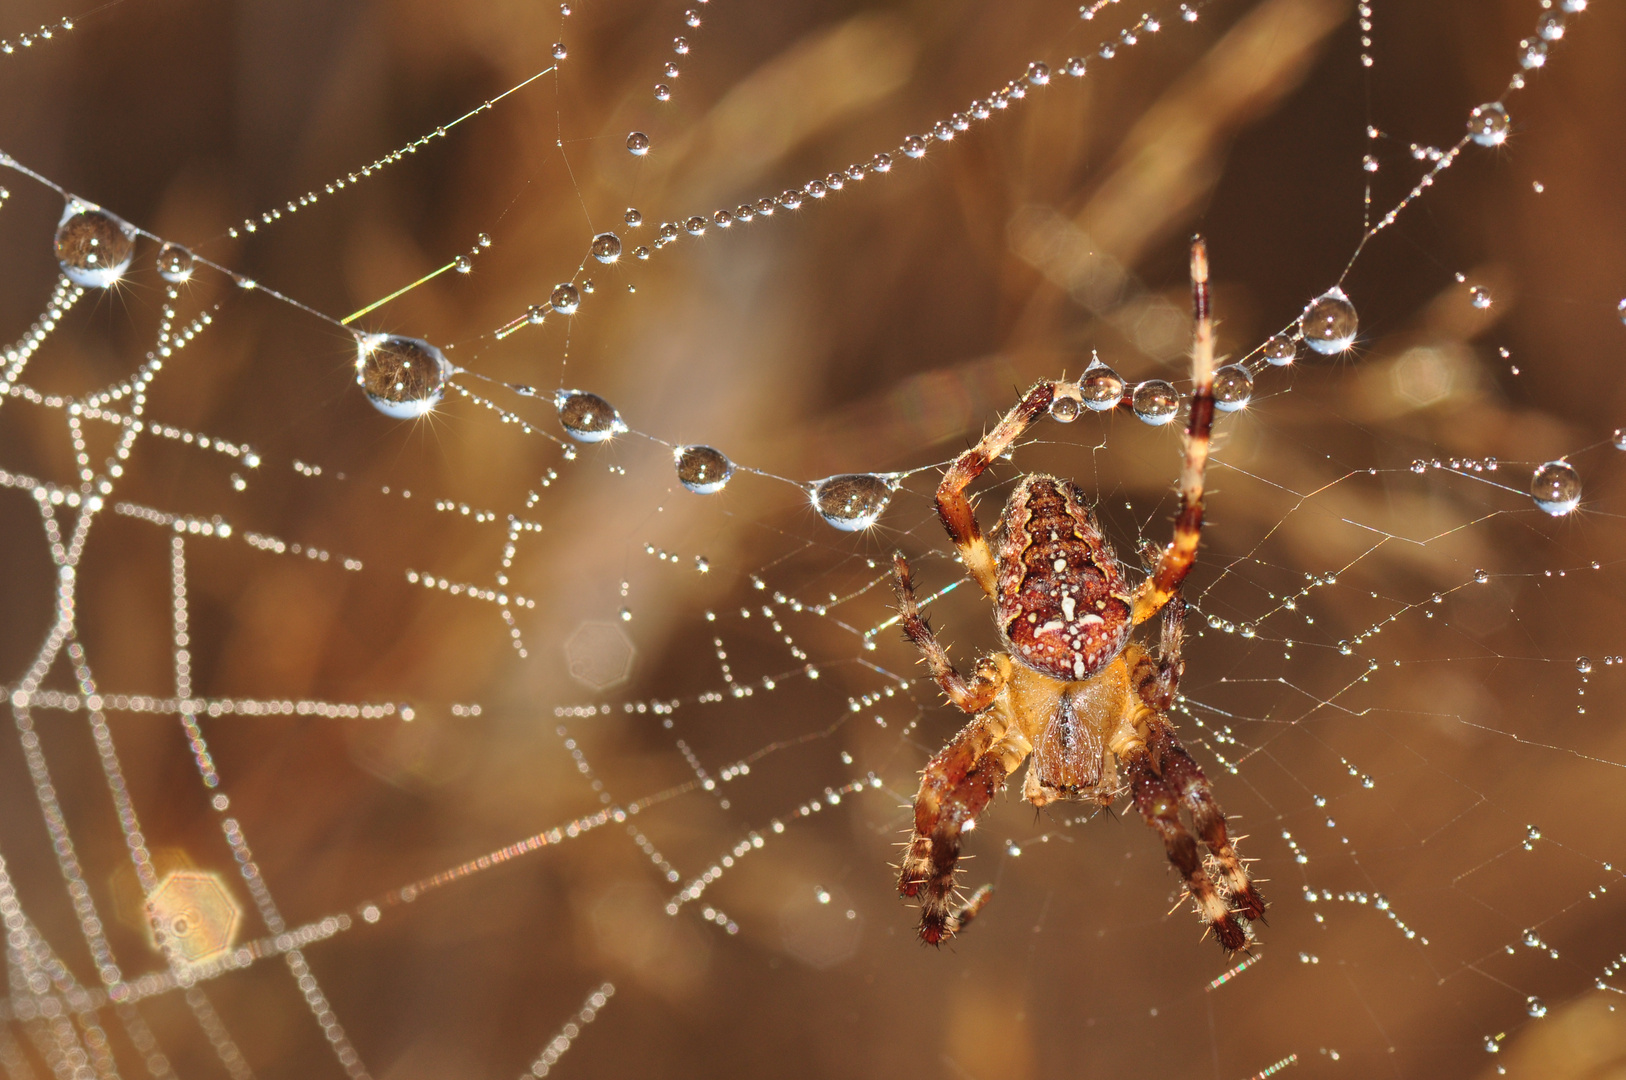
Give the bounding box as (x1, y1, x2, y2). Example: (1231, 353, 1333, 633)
(892, 238, 1266, 950)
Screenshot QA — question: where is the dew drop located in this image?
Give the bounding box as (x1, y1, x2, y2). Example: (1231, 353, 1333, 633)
(626, 131, 650, 156)
(1263, 334, 1296, 366)
(805, 179, 828, 200)
(156, 242, 195, 283)
(1299, 288, 1359, 354)
(1530, 460, 1580, 515)
(712, 209, 734, 228)
(1474, 568, 1490, 584)
(1527, 997, 1548, 1018)
(1577, 657, 1593, 674)
(1131, 380, 1179, 425)
(55, 203, 135, 288)
(1080, 357, 1125, 411)
(1614, 427, 1626, 450)
(1212, 365, 1253, 412)
(902, 135, 928, 158)
(552, 42, 567, 59)
(1468, 102, 1509, 147)
(654, 83, 671, 101)
(555, 390, 627, 442)
(681, 215, 706, 237)
(778, 190, 803, 210)
(1521, 39, 1548, 69)
(1065, 56, 1087, 77)
(1049, 395, 1081, 423)
(673, 35, 690, 54)
(871, 152, 893, 173)
(591, 232, 622, 263)
(809, 474, 894, 531)
(625, 207, 643, 227)
(633, 245, 650, 260)
(1026, 61, 1050, 85)
(550, 283, 581, 315)
(1469, 285, 1492, 309)
(455, 254, 472, 274)
(355, 335, 451, 419)
(685, 8, 702, 26)
(675, 445, 734, 494)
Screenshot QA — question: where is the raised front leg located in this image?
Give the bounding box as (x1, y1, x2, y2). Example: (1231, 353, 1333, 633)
(936, 381, 1056, 596)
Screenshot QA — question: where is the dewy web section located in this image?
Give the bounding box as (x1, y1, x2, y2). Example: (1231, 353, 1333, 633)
(0, 0, 1622, 1077)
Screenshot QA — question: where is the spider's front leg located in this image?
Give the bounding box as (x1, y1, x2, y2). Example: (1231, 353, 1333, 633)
(891, 552, 1028, 944)
(935, 380, 1057, 595)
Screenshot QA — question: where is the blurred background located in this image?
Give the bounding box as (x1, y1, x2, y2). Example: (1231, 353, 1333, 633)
(2, 0, 1626, 1076)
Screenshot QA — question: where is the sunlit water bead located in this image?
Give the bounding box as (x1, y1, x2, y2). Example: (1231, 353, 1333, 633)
(1131, 380, 1179, 425)
(1299, 288, 1359, 354)
(1026, 61, 1050, 85)
(654, 83, 671, 101)
(355, 335, 451, 418)
(626, 131, 650, 156)
(1530, 460, 1581, 515)
(155, 242, 195, 283)
(1079, 358, 1125, 410)
(1613, 428, 1626, 450)
(902, 134, 928, 158)
(54, 203, 136, 288)
(1212, 365, 1253, 412)
(808, 473, 895, 531)
(591, 232, 622, 263)
(625, 207, 643, 228)
(1468, 102, 1510, 147)
(550, 282, 581, 315)
(554, 390, 627, 442)
(674, 445, 734, 494)
(1049, 394, 1081, 423)
(1263, 333, 1296, 366)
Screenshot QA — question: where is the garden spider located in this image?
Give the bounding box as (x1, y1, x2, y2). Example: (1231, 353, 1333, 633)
(891, 238, 1266, 951)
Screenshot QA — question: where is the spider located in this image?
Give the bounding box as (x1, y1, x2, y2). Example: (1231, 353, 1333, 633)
(891, 237, 1265, 951)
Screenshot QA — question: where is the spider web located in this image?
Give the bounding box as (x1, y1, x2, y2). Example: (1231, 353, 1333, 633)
(1, 0, 1623, 1077)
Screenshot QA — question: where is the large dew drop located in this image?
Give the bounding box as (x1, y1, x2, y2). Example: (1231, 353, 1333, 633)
(809, 474, 893, 531)
(1079, 358, 1125, 411)
(626, 131, 650, 156)
(1468, 102, 1510, 147)
(1299, 288, 1358, 354)
(355, 335, 451, 419)
(55, 203, 136, 288)
(1211, 365, 1253, 412)
(156, 242, 195, 283)
(1530, 460, 1580, 516)
(555, 390, 627, 442)
(551, 283, 581, 315)
(1131, 380, 1179, 425)
(591, 232, 622, 263)
(675, 445, 734, 493)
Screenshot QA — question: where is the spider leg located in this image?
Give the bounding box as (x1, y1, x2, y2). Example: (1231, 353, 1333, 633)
(1148, 723, 1268, 921)
(936, 380, 1057, 596)
(1133, 237, 1217, 627)
(899, 709, 1029, 945)
(891, 552, 1001, 713)
(1121, 743, 1249, 951)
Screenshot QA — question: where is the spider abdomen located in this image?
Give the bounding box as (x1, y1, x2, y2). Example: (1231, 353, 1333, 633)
(992, 474, 1131, 681)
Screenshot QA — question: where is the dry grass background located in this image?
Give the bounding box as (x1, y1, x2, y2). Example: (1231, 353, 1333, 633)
(2, 0, 1626, 1077)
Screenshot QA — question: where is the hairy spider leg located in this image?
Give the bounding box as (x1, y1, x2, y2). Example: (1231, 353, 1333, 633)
(1121, 741, 1249, 951)
(935, 381, 1058, 596)
(1129, 598, 1268, 929)
(891, 551, 1030, 943)
(1133, 237, 1217, 627)
(891, 552, 1004, 713)
(900, 709, 1032, 944)
(1148, 723, 1267, 921)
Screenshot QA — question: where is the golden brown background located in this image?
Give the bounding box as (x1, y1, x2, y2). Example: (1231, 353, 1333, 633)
(3, 0, 1626, 1077)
